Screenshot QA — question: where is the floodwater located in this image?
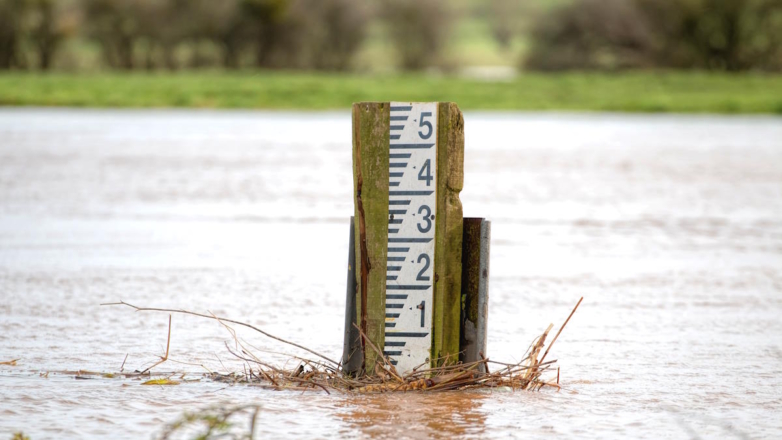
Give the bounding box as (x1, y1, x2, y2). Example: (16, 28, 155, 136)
(1, 108, 781, 439)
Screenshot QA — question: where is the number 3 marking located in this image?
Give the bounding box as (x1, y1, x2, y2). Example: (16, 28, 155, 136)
(417, 205, 432, 233)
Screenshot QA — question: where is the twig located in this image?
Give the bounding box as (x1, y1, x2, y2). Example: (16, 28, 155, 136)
(140, 315, 172, 374)
(249, 406, 260, 440)
(102, 301, 338, 367)
(479, 351, 490, 375)
(223, 341, 283, 376)
(287, 377, 332, 395)
(539, 297, 583, 365)
(352, 323, 404, 383)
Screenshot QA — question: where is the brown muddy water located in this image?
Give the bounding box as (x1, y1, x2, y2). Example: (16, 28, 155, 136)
(1, 109, 781, 439)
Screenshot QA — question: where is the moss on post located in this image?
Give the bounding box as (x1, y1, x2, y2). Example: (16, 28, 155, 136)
(352, 102, 390, 374)
(432, 102, 464, 367)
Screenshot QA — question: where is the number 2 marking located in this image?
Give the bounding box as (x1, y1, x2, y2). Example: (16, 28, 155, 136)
(416, 254, 430, 281)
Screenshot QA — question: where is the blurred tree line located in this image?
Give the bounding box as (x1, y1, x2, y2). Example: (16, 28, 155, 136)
(0, 0, 448, 71)
(525, 0, 782, 71)
(0, 0, 377, 70)
(0, 0, 780, 72)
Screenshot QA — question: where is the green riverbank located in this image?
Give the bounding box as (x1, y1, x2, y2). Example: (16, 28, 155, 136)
(1, 71, 781, 113)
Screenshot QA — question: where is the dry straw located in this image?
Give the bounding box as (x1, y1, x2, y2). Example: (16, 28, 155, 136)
(101, 297, 583, 394)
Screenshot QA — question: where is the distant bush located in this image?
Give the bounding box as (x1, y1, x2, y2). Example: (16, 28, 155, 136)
(241, 0, 369, 70)
(82, 0, 145, 69)
(381, 0, 452, 70)
(638, 0, 782, 71)
(27, 0, 80, 69)
(526, 0, 782, 71)
(486, 0, 532, 50)
(525, 0, 655, 71)
(299, 0, 369, 71)
(0, 0, 78, 70)
(0, 0, 25, 69)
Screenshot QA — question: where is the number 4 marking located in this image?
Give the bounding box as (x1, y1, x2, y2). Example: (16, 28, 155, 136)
(418, 159, 433, 186)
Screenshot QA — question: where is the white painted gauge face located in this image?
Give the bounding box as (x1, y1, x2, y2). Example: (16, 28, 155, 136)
(384, 102, 437, 374)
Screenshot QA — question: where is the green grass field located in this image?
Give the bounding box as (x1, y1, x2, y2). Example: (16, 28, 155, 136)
(1, 71, 781, 113)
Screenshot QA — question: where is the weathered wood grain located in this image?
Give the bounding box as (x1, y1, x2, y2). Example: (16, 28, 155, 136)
(433, 102, 464, 367)
(352, 102, 390, 373)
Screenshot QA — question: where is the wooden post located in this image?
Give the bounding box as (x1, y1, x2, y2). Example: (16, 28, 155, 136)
(351, 102, 464, 375)
(342, 217, 363, 376)
(352, 103, 389, 374)
(460, 218, 491, 372)
(433, 103, 465, 367)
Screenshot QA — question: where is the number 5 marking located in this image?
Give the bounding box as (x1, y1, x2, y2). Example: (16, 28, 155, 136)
(418, 112, 433, 139)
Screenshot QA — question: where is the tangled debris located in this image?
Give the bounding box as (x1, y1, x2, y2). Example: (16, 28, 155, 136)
(100, 297, 583, 394)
